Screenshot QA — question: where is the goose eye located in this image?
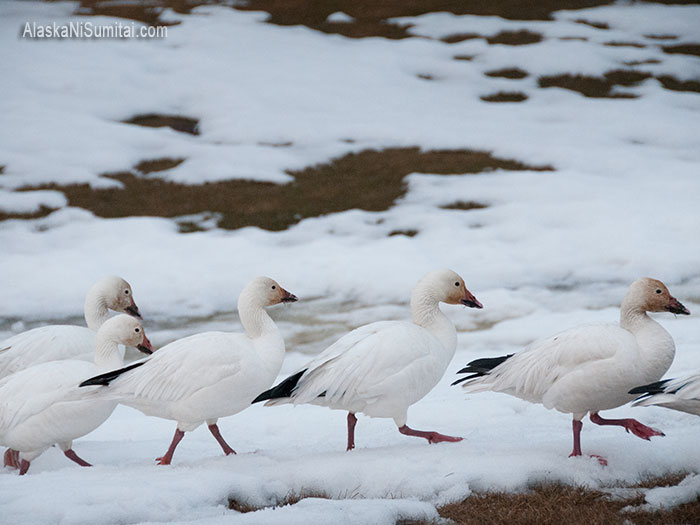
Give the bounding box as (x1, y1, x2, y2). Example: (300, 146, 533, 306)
(271, 285, 276, 290)
(656, 289, 662, 294)
(135, 328, 140, 333)
(124, 290, 130, 295)
(454, 282, 460, 287)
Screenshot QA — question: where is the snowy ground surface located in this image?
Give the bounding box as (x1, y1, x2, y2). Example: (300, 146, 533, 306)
(1, 1, 700, 523)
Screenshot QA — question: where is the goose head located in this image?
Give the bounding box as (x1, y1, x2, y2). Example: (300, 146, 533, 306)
(242, 276, 298, 308)
(99, 276, 141, 319)
(420, 269, 483, 308)
(98, 314, 153, 355)
(628, 278, 690, 315)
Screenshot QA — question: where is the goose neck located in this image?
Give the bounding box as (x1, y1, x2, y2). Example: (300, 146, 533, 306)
(93, 336, 125, 370)
(84, 288, 110, 331)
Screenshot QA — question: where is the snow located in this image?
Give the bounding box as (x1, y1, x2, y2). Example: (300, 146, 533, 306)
(2, 0, 700, 522)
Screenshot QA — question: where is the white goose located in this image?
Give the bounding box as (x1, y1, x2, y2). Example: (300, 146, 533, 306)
(79, 276, 297, 465)
(0, 275, 142, 380)
(631, 373, 700, 416)
(254, 269, 483, 450)
(454, 278, 690, 463)
(0, 314, 152, 475)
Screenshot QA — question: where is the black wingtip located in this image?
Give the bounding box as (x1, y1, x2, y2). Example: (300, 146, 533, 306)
(629, 378, 672, 397)
(253, 369, 307, 403)
(79, 361, 146, 387)
(452, 354, 513, 386)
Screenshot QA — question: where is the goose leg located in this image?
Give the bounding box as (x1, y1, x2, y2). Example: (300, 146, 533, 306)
(568, 419, 607, 465)
(398, 425, 463, 444)
(347, 412, 357, 451)
(208, 423, 236, 456)
(18, 459, 31, 475)
(569, 419, 583, 457)
(4, 448, 20, 469)
(64, 449, 92, 467)
(156, 429, 185, 465)
(590, 412, 664, 440)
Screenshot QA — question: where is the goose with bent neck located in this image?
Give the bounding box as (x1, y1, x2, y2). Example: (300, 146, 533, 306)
(254, 269, 483, 450)
(0, 314, 152, 474)
(454, 277, 690, 464)
(79, 276, 297, 466)
(0, 275, 142, 380)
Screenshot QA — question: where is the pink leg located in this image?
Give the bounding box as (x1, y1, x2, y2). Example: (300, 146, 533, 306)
(208, 424, 236, 456)
(569, 419, 583, 457)
(4, 448, 20, 469)
(64, 449, 92, 467)
(398, 425, 463, 444)
(156, 429, 185, 465)
(590, 412, 665, 440)
(569, 419, 607, 465)
(347, 412, 357, 451)
(18, 459, 30, 475)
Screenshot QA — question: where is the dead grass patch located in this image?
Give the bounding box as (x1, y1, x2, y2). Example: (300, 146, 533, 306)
(644, 34, 678, 40)
(0, 205, 57, 222)
(604, 41, 646, 48)
(485, 68, 529, 79)
(51, 0, 617, 39)
(228, 490, 329, 513)
(122, 114, 199, 135)
(656, 75, 700, 94)
(662, 44, 700, 57)
(623, 59, 661, 66)
(440, 201, 488, 211)
(539, 70, 699, 97)
(388, 229, 418, 237)
(453, 54, 475, 61)
(480, 91, 528, 102)
(434, 475, 700, 525)
(441, 33, 481, 44)
(538, 70, 650, 98)
(487, 30, 542, 45)
(17, 148, 551, 231)
(574, 18, 609, 30)
(134, 157, 185, 174)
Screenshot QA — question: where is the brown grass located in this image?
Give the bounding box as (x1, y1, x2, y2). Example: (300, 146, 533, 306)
(487, 30, 542, 46)
(441, 33, 481, 44)
(453, 55, 476, 61)
(0, 205, 56, 222)
(49, 0, 617, 39)
(122, 114, 199, 135)
(225, 475, 700, 523)
(656, 75, 700, 94)
(539, 70, 700, 97)
(17, 148, 552, 231)
(662, 44, 700, 57)
(574, 18, 609, 30)
(481, 92, 528, 103)
(604, 41, 646, 48)
(644, 34, 678, 40)
(228, 490, 329, 513)
(440, 201, 488, 211)
(485, 68, 529, 79)
(134, 157, 186, 174)
(434, 475, 700, 525)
